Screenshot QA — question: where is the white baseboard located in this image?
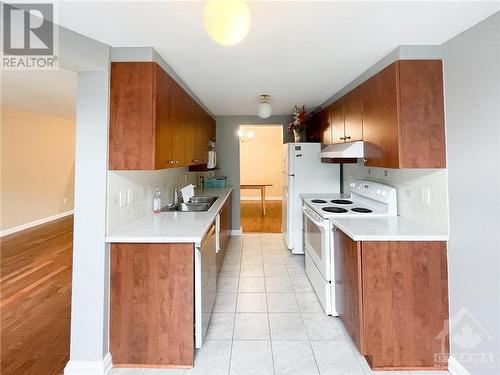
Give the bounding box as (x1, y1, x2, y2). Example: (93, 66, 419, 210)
(64, 352, 112, 375)
(448, 356, 471, 375)
(240, 197, 282, 201)
(0, 210, 74, 237)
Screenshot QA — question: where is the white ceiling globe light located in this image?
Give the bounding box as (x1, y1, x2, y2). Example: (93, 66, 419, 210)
(204, 0, 251, 46)
(258, 94, 272, 119)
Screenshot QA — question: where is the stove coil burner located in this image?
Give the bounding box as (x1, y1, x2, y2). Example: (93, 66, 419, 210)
(322, 207, 348, 213)
(311, 199, 327, 204)
(351, 207, 373, 213)
(330, 199, 353, 205)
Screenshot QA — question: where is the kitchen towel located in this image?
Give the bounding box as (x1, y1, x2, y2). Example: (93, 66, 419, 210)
(181, 184, 195, 203)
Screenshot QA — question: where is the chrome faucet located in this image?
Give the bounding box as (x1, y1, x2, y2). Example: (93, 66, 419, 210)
(173, 188, 182, 205)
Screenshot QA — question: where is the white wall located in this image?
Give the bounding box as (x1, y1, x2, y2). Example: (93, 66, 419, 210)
(343, 163, 448, 233)
(441, 12, 500, 375)
(1, 107, 76, 234)
(239, 125, 283, 200)
(107, 168, 198, 232)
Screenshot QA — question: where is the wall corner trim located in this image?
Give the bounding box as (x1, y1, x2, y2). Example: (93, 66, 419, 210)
(448, 356, 471, 375)
(0, 210, 74, 237)
(64, 352, 112, 375)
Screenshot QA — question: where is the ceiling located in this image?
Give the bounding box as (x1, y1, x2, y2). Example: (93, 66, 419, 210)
(1, 68, 77, 120)
(56, 1, 499, 116)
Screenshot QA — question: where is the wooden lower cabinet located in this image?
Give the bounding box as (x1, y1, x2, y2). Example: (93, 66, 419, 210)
(110, 243, 194, 368)
(334, 229, 449, 370)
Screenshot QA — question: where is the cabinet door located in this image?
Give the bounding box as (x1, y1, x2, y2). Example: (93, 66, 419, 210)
(155, 66, 178, 169)
(399, 60, 446, 168)
(334, 228, 364, 351)
(361, 241, 449, 369)
(331, 99, 345, 144)
(343, 86, 363, 142)
(110, 243, 194, 367)
(361, 63, 400, 168)
(194, 110, 211, 164)
(319, 108, 332, 145)
(110, 62, 155, 170)
(182, 90, 196, 167)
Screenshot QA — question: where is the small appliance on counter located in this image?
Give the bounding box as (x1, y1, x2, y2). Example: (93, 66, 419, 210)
(207, 140, 217, 169)
(203, 176, 227, 188)
(302, 180, 397, 315)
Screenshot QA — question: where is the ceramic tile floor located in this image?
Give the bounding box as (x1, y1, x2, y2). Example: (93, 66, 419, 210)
(112, 233, 449, 375)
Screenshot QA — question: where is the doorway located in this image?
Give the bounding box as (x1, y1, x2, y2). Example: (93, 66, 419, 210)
(239, 125, 283, 233)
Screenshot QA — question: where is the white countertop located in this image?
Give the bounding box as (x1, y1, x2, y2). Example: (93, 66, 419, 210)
(105, 186, 233, 246)
(330, 216, 448, 241)
(300, 192, 448, 241)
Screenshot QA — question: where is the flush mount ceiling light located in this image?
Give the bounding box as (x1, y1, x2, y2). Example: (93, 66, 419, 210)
(258, 94, 272, 119)
(204, 0, 251, 46)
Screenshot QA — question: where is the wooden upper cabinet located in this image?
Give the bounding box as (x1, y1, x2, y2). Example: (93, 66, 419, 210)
(109, 61, 215, 170)
(320, 106, 333, 144)
(331, 99, 345, 144)
(361, 60, 445, 168)
(154, 63, 175, 170)
(343, 86, 363, 142)
(361, 63, 400, 168)
(110, 62, 157, 170)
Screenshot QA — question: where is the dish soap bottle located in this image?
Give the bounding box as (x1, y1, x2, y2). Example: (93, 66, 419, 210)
(153, 188, 162, 214)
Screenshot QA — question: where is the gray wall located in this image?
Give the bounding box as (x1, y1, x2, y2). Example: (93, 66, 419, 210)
(442, 12, 500, 374)
(216, 115, 292, 230)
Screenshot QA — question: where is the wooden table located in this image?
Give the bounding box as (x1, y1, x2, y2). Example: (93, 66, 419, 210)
(240, 184, 273, 215)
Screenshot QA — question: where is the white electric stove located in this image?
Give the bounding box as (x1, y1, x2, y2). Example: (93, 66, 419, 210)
(302, 180, 397, 315)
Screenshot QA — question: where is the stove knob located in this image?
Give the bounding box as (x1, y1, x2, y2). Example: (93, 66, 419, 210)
(376, 189, 382, 196)
(350, 183, 355, 188)
(381, 191, 387, 197)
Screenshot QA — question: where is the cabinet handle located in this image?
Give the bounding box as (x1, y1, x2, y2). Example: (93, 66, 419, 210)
(340, 137, 345, 141)
(174, 160, 179, 164)
(167, 160, 175, 164)
(345, 136, 351, 140)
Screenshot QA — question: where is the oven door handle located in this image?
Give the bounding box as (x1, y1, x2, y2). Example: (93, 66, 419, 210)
(303, 208, 328, 228)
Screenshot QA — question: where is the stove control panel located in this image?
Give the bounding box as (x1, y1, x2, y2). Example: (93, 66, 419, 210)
(349, 180, 397, 216)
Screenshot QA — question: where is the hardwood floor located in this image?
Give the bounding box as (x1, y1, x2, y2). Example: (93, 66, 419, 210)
(240, 200, 282, 233)
(1, 216, 73, 375)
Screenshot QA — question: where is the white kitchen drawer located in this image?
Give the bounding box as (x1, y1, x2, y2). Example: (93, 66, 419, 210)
(305, 251, 331, 315)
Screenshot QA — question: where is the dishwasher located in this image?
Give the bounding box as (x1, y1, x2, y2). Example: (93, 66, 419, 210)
(194, 221, 217, 348)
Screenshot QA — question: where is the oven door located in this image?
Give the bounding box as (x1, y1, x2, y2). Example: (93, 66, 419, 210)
(303, 205, 331, 281)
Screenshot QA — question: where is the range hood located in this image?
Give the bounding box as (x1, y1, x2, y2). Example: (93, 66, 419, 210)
(320, 141, 364, 159)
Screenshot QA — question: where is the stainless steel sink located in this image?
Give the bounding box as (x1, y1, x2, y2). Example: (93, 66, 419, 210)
(177, 202, 211, 212)
(189, 196, 218, 204)
(161, 196, 218, 212)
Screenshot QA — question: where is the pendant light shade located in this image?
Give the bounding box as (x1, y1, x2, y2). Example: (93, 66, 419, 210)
(258, 95, 272, 119)
(204, 0, 251, 46)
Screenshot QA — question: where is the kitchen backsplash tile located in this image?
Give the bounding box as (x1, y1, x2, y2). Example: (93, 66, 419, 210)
(107, 168, 198, 232)
(343, 161, 449, 232)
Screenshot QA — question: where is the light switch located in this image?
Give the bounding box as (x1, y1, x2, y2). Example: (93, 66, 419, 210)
(119, 190, 127, 207)
(127, 188, 134, 204)
(421, 188, 431, 206)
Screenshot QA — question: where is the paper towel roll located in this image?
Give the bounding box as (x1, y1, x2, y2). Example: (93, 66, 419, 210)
(181, 184, 195, 203)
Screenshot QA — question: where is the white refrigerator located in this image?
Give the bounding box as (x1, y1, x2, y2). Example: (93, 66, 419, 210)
(282, 143, 340, 254)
